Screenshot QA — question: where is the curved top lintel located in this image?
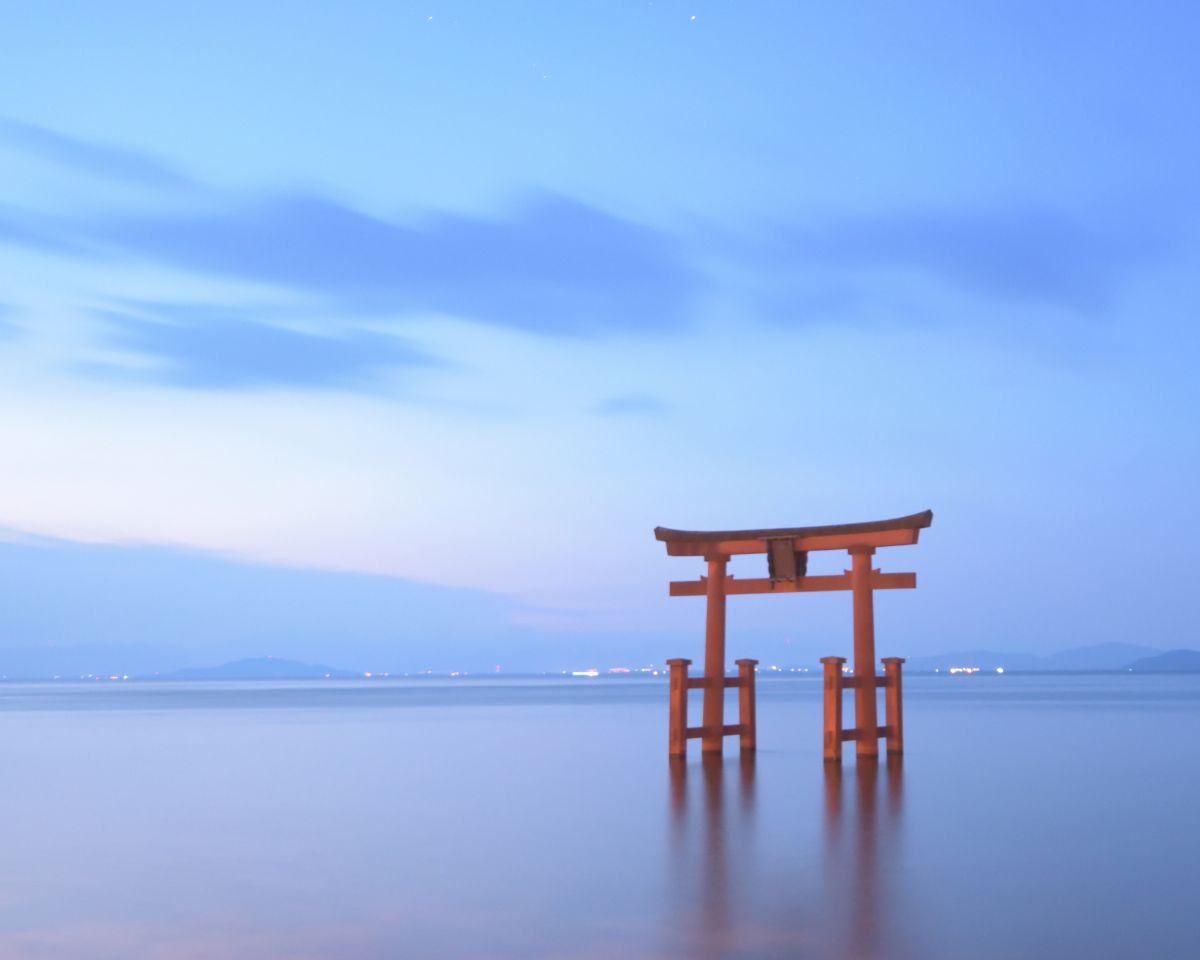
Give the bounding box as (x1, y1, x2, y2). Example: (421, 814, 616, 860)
(654, 509, 933, 546)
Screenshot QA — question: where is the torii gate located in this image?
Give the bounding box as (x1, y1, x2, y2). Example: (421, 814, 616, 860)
(654, 510, 932, 761)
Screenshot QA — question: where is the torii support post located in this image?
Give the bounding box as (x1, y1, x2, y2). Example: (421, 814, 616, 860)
(736, 658, 757, 751)
(667, 658, 691, 758)
(882, 657, 905, 755)
(821, 656, 846, 761)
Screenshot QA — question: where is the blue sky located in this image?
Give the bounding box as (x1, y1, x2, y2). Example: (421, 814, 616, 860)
(0, 1, 1197, 673)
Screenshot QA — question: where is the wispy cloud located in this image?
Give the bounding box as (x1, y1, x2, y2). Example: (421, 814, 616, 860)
(85, 192, 697, 336)
(0, 122, 1173, 343)
(82, 192, 1164, 338)
(88, 303, 434, 390)
(766, 207, 1168, 315)
(0, 117, 191, 189)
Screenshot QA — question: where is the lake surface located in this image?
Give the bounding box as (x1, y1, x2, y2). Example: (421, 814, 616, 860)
(0, 673, 1197, 959)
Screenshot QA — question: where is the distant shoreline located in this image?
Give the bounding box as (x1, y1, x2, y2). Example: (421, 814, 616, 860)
(2, 668, 1199, 684)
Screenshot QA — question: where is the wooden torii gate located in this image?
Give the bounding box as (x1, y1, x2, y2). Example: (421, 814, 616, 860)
(654, 510, 932, 761)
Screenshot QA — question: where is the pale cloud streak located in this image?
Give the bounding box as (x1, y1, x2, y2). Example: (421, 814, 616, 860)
(88, 302, 435, 390)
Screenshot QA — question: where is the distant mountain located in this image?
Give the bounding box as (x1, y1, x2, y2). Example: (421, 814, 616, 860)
(1040, 643, 1163, 671)
(905, 642, 1164, 673)
(1126, 649, 1200, 673)
(167, 657, 356, 680)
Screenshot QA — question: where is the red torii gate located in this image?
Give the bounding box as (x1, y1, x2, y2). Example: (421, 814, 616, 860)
(654, 510, 932, 761)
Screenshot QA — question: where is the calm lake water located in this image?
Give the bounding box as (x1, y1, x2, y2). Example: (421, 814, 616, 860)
(0, 674, 1197, 959)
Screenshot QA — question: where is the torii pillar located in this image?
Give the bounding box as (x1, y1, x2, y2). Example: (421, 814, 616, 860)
(702, 554, 728, 753)
(850, 545, 878, 756)
(655, 510, 932, 761)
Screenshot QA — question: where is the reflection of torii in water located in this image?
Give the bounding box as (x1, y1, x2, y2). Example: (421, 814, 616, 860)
(666, 755, 915, 960)
(667, 755, 758, 960)
(823, 758, 908, 959)
(655, 510, 932, 761)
